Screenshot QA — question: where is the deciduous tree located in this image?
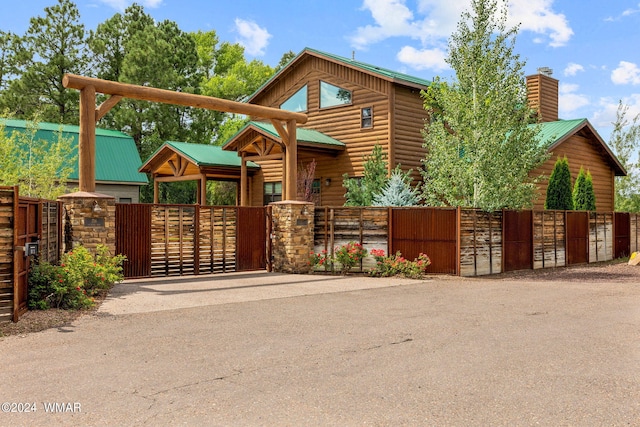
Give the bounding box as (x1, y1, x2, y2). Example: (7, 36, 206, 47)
(343, 144, 388, 206)
(420, 0, 547, 211)
(609, 102, 640, 212)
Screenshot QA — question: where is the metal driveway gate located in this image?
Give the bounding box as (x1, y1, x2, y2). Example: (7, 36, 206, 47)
(614, 212, 631, 259)
(116, 204, 269, 278)
(566, 211, 589, 265)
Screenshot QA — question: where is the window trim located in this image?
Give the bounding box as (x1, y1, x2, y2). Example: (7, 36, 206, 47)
(361, 106, 373, 129)
(319, 80, 352, 110)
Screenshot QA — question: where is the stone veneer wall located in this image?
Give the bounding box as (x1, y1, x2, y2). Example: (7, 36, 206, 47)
(270, 201, 315, 273)
(58, 192, 116, 255)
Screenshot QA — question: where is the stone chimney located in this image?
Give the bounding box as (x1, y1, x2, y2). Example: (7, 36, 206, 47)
(526, 67, 559, 123)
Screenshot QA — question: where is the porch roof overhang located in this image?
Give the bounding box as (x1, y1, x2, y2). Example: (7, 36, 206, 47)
(139, 141, 260, 180)
(223, 121, 346, 158)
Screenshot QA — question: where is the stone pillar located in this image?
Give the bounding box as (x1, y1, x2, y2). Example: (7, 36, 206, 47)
(58, 191, 116, 255)
(270, 201, 314, 273)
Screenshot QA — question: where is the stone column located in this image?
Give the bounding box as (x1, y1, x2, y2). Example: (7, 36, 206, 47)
(58, 191, 116, 255)
(270, 201, 314, 273)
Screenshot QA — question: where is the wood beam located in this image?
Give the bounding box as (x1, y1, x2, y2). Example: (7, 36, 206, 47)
(155, 174, 203, 182)
(270, 119, 289, 144)
(95, 95, 123, 121)
(284, 119, 297, 201)
(244, 153, 283, 162)
(64, 74, 307, 124)
(153, 175, 159, 204)
(79, 86, 96, 192)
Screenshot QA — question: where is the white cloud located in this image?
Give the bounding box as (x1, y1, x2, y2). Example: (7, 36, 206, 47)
(234, 18, 271, 56)
(591, 94, 640, 136)
(397, 46, 449, 71)
(350, 0, 573, 72)
(564, 62, 584, 77)
(507, 0, 573, 47)
(99, 0, 162, 11)
(611, 61, 640, 85)
(558, 83, 589, 116)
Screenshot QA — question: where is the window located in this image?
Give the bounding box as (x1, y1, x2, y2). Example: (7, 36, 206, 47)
(361, 107, 373, 128)
(311, 179, 321, 204)
(264, 182, 282, 204)
(280, 85, 307, 112)
(320, 81, 352, 108)
(118, 197, 132, 204)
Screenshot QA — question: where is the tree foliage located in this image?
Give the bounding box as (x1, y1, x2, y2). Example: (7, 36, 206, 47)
(609, 102, 640, 212)
(0, 0, 87, 123)
(373, 167, 421, 206)
(0, 117, 75, 199)
(572, 167, 596, 211)
(343, 144, 388, 206)
(545, 156, 573, 210)
(420, 0, 548, 211)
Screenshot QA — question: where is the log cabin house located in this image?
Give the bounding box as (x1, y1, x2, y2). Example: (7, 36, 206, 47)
(141, 48, 625, 210)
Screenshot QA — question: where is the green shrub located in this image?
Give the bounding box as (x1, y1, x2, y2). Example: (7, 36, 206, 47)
(368, 249, 431, 279)
(573, 167, 596, 210)
(28, 244, 126, 310)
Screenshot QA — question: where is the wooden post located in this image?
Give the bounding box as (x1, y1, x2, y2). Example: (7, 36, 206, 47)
(240, 155, 248, 206)
(200, 175, 207, 205)
(153, 177, 159, 204)
(285, 119, 297, 201)
(79, 86, 96, 193)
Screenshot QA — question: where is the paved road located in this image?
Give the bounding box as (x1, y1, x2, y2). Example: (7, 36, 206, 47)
(1, 272, 639, 426)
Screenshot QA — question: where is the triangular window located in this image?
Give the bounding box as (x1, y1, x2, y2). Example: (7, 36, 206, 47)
(280, 85, 307, 112)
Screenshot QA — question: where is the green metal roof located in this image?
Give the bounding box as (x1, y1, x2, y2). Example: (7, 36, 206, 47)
(162, 141, 259, 168)
(248, 47, 431, 102)
(243, 121, 346, 148)
(0, 118, 148, 184)
(532, 118, 587, 148)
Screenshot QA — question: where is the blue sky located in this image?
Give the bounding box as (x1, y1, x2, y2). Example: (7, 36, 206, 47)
(3, 0, 640, 141)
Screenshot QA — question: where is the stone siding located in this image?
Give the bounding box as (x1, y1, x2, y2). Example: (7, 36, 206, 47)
(271, 202, 314, 273)
(58, 192, 116, 255)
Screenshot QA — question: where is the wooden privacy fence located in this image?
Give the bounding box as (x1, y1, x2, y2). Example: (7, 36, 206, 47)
(0, 186, 62, 321)
(116, 204, 269, 278)
(313, 206, 640, 277)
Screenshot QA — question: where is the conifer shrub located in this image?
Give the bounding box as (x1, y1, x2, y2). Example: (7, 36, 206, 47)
(545, 156, 573, 210)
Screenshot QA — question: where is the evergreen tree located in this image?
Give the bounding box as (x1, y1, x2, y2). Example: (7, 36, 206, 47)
(420, 0, 548, 210)
(0, 0, 88, 122)
(573, 167, 596, 210)
(343, 144, 388, 206)
(545, 156, 573, 210)
(372, 167, 421, 206)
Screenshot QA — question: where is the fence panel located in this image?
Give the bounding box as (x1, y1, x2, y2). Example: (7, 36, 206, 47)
(197, 207, 237, 274)
(116, 204, 152, 278)
(614, 212, 631, 259)
(631, 214, 639, 254)
(40, 201, 62, 264)
(503, 210, 533, 272)
(566, 212, 589, 265)
(460, 209, 502, 276)
(313, 207, 388, 272)
(0, 187, 16, 321)
(589, 212, 613, 263)
(391, 207, 458, 275)
(236, 207, 267, 271)
(533, 211, 566, 269)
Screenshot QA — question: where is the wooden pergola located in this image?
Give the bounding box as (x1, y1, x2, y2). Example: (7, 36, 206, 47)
(62, 74, 307, 205)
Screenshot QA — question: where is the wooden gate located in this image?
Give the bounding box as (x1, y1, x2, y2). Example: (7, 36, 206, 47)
(503, 210, 533, 272)
(13, 197, 41, 321)
(614, 212, 631, 259)
(566, 211, 589, 265)
(390, 207, 458, 274)
(116, 204, 268, 278)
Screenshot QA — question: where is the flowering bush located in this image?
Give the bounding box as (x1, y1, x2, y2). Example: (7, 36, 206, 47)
(368, 249, 431, 279)
(334, 242, 368, 274)
(309, 249, 332, 270)
(28, 244, 126, 310)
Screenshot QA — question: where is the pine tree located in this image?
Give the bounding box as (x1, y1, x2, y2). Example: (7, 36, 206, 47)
(573, 168, 596, 210)
(545, 156, 573, 210)
(373, 168, 421, 206)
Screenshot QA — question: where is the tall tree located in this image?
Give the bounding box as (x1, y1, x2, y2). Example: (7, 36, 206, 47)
(609, 102, 640, 212)
(545, 156, 573, 210)
(0, 0, 87, 122)
(420, 0, 548, 211)
(373, 167, 421, 206)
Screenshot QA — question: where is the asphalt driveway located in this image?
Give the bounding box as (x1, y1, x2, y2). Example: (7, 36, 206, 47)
(1, 270, 639, 426)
